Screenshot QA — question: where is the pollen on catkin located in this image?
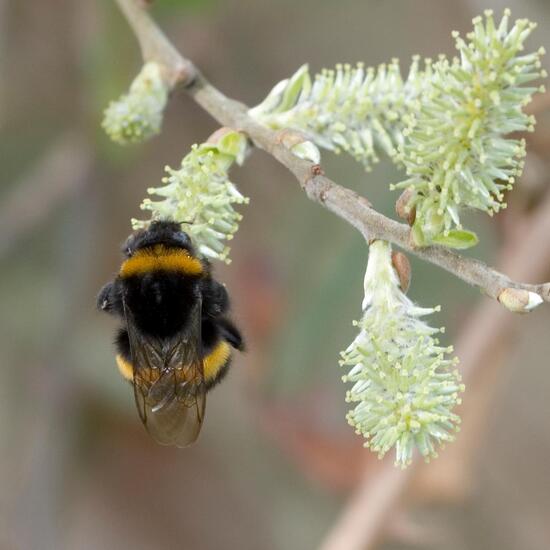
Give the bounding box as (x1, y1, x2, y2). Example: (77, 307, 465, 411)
(250, 10, 545, 248)
(339, 241, 464, 468)
(249, 60, 428, 170)
(132, 130, 249, 263)
(392, 10, 545, 247)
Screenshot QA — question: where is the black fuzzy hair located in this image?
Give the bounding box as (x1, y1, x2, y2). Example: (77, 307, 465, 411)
(122, 220, 196, 258)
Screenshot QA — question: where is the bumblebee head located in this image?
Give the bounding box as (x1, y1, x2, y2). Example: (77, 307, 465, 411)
(123, 220, 194, 257)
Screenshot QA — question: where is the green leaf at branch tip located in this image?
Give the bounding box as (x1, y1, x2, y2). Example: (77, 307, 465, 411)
(248, 64, 310, 119)
(215, 130, 248, 165)
(431, 230, 479, 249)
(410, 219, 478, 249)
(277, 64, 311, 113)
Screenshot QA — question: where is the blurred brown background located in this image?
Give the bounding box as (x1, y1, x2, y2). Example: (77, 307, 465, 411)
(1, 1, 550, 549)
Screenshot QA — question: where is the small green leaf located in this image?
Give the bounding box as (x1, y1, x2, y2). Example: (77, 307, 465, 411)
(277, 64, 311, 113)
(431, 229, 479, 249)
(216, 130, 248, 164)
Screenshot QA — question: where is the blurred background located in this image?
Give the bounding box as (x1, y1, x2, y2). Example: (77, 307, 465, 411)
(1, 0, 550, 549)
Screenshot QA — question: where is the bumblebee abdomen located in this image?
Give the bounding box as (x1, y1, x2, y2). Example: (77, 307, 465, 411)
(203, 340, 232, 388)
(114, 335, 233, 390)
(116, 354, 134, 381)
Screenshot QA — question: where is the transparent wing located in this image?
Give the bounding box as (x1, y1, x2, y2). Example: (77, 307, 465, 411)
(124, 299, 206, 448)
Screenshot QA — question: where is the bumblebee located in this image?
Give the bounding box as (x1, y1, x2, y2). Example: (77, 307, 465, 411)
(97, 220, 243, 447)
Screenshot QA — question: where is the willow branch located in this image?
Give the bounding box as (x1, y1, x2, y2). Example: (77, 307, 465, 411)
(319, 182, 550, 550)
(114, 0, 550, 306)
(115, 0, 194, 86)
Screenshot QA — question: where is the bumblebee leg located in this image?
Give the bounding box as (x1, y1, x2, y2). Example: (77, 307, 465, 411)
(97, 280, 124, 317)
(201, 278, 230, 318)
(218, 318, 244, 351)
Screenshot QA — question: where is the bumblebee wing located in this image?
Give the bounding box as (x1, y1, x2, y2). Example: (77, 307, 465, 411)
(124, 299, 206, 447)
(135, 362, 206, 448)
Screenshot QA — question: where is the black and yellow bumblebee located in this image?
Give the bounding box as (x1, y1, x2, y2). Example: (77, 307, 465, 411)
(97, 220, 243, 447)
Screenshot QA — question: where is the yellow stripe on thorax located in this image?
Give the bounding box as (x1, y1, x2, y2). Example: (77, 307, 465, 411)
(116, 354, 134, 381)
(203, 340, 231, 382)
(120, 245, 203, 278)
